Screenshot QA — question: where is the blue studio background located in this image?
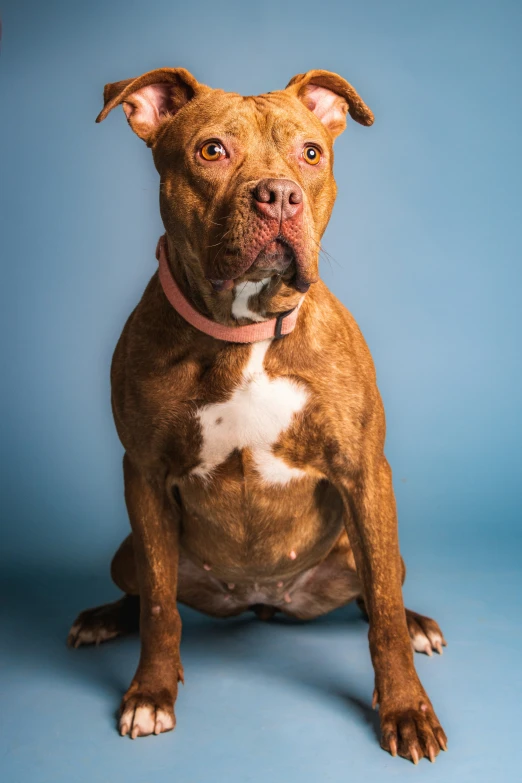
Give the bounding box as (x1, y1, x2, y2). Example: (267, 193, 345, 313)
(1, 1, 521, 781)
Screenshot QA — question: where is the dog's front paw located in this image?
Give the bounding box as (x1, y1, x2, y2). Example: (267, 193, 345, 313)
(119, 687, 176, 739)
(378, 691, 447, 763)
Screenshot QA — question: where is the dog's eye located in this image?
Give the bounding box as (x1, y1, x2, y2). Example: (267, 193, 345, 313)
(303, 145, 321, 165)
(200, 141, 227, 161)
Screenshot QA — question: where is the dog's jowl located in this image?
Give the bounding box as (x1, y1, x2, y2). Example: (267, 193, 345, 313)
(68, 68, 447, 763)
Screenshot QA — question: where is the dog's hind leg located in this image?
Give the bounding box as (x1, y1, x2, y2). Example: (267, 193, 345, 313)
(284, 536, 447, 656)
(67, 535, 140, 648)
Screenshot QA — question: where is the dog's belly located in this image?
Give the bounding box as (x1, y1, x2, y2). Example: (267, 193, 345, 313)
(174, 338, 343, 582)
(190, 338, 308, 485)
(177, 468, 345, 583)
(177, 531, 361, 619)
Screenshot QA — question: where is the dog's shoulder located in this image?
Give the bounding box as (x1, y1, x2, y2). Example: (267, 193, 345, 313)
(292, 279, 377, 384)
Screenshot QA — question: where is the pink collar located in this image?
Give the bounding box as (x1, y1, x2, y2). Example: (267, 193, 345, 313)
(156, 235, 303, 343)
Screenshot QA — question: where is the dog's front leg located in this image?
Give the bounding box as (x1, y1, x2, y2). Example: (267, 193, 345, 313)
(334, 455, 447, 763)
(119, 453, 183, 739)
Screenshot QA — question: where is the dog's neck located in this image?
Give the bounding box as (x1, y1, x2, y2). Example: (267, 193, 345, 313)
(165, 235, 304, 327)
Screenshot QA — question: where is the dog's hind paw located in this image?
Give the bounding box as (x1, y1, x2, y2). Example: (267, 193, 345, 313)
(67, 619, 119, 648)
(405, 608, 447, 656)
(67, 595, 139, 648)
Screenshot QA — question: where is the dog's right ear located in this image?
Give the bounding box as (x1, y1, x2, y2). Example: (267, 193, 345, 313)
(286, 70, 374, 138)
(96, 67, 207, 146)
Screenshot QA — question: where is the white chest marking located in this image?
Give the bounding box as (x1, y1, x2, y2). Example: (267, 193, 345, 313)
(192, 339, 308, 485)
(231, 279, 270, 322)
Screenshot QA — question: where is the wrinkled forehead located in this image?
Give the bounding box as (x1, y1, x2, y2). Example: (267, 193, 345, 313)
(160, 89, 332, 150)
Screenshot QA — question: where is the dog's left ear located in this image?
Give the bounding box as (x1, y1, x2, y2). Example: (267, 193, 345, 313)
(286, 69, 374, 138)
(96, 67, 208, 146)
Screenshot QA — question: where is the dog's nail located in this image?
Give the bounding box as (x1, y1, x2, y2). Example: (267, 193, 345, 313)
(389, 737, 398, 757)
(284, 592, 292, 603)
(371, 690, 378, 709)
(411, 746, 419, 765)
(120, 723, 129, 736)
(203, 563, 212, 571)
(131, 725, 140, 739)
(154, 721, 163, 735)
(428, 745, 437, 763)
(424, 644, 433, 656)
(434, 640, 443, 654)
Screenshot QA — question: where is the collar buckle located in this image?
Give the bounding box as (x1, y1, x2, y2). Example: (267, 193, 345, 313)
(274, 308, 297, 339)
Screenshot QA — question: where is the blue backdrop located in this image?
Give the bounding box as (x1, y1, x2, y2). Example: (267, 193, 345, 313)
(1, 2, 521, 781)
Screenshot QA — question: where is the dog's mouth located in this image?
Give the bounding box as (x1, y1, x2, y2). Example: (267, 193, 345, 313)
(251, 238, 295, 275)
(208, 238, 301, 292)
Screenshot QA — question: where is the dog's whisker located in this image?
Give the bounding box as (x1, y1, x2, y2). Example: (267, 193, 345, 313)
(207, 214, 233, 226)
(304, 227, 340, 270)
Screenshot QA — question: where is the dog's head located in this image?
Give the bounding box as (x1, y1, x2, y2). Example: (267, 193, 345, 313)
(97, 68, 373, 295)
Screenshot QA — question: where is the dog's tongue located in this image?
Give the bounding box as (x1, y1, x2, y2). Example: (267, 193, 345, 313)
(208, 279, 235, 292)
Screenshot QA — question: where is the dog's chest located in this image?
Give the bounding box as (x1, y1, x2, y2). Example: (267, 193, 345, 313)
(191, 339, 308, 485)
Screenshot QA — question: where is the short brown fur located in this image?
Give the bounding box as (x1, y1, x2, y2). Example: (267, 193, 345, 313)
(69, 67, 447, 763)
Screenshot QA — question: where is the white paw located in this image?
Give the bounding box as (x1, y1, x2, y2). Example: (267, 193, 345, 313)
(120, 705, 175, 738)
(67, 623, 119, 648)
(412, 629, 444, 656)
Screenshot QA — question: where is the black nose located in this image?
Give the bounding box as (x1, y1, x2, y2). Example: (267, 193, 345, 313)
(252, 178, 303, 221)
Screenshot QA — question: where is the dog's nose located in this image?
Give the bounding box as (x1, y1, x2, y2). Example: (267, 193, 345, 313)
(253, 179, 303, 221)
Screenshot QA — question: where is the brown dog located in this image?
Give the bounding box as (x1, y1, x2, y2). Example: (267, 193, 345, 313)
(68, 67, 448, 763)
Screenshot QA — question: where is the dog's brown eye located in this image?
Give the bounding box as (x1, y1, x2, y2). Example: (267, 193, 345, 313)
(200, 141, 226, 161)
(303, 145, 321, 165)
